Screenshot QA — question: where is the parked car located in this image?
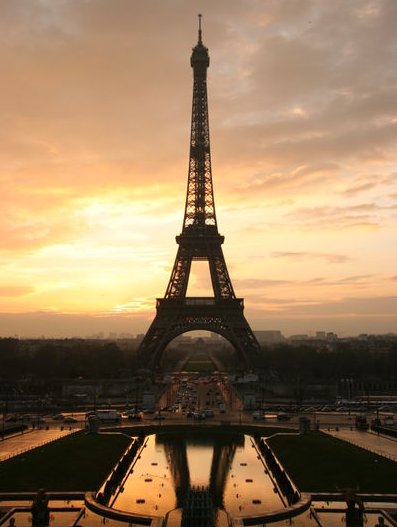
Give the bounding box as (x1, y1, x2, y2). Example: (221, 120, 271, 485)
(277, 412, 291, 421)
(52, 414, 65, 421)
(63, 417, 78, 423)
(252, 411, 264, 421)
(4, 415, 18, 423)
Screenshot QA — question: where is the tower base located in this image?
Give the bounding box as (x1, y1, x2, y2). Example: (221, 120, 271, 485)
(137, 297, 261, 369)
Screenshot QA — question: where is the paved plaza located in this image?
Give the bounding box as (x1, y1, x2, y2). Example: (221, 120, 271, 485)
(0, 428, 76, 462)
(325, 428, 397, 462)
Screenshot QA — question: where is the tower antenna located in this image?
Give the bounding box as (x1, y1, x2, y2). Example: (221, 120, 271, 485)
(198, 13, 202, 43)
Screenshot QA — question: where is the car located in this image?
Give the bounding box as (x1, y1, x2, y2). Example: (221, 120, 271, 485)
(52, 414, 65, 421)
(153, 414, 165, 420)
(4, 415, 18, 423)
(128, 413, 142, 421)
(276, 412, 291, 421)
(32, 417, 46, 424)
(24, 415, 45, 424)
(63, 417, 78, 423)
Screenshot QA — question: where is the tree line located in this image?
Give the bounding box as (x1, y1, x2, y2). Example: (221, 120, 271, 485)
(0, 336, 396, 382)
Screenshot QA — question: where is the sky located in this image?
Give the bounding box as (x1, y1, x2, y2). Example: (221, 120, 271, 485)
(1, 0, 396, 339)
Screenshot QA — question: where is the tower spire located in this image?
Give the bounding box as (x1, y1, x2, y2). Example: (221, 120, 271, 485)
(198, 13, 202, 44)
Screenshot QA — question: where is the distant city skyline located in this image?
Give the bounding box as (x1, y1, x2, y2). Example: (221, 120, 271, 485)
(1, 1, 396, 339)
(1, 311, 395, 340)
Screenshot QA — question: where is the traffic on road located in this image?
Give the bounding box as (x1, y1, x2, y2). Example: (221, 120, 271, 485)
(2, 374, 396, 435)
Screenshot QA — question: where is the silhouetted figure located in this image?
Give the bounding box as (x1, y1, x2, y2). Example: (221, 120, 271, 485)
(31, 489, 49, 527)
(343, 489, 364, 527)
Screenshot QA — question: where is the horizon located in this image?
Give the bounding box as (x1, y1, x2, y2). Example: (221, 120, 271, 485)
(1, 1, 396, 340)
(1, 311, 396, 340)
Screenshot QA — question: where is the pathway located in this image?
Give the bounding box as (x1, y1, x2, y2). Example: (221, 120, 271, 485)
(325, 429, 397, 462)
(0, 428, 77, 462)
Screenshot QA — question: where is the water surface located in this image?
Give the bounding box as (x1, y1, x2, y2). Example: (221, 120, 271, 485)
(111, 431, 285, 520)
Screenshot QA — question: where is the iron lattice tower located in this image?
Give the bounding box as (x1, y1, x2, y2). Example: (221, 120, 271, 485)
(138, 17, 261, 368)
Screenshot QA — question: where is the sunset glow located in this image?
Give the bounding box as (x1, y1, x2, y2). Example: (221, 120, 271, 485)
(1, 1, 396, 337)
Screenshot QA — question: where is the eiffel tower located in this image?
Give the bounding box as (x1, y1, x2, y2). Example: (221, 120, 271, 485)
(138, 16, 261, 369)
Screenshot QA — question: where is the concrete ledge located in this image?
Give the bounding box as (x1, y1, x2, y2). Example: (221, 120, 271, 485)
(235, 492, 312, 526)
(0, 492, 85, 501)
(107, 422, 298, 437)
(85, 490, 311, 527)
(85, 491, 163, 526)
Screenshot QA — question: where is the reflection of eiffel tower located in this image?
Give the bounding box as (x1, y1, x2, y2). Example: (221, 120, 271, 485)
(158, 430, 243, 509)
(138, 16, 261, 370)
(182, 486, 215, 527)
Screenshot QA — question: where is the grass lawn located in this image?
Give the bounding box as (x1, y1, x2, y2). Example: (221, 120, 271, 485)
(2, 428, 396, 495)
(268, 431, 397, 493)
(0, 431, 132, 492)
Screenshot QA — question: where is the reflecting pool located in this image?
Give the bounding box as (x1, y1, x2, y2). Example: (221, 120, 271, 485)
(107, 430, 286, 521)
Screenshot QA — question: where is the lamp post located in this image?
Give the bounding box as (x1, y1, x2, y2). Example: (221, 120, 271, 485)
(313, 409, 318, 430)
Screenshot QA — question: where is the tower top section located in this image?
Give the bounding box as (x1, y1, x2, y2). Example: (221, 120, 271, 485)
(191, 14, 209, 72)
(181, 13, 218, 234)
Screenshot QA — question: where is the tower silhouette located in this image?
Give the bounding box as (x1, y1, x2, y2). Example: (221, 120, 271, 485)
(138, 16, 261, 369)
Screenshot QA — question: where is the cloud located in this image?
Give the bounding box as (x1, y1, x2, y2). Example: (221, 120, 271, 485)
(112, 298, 154, 314)
(0, 286, 34, 297)
(284, 202, 396, 229)
(245, 293, 397, 317)
(279, 295, 397, 317)
(337, 275, 373, 284)
(211, 1, 397, 209)
(271, 251, 350, 264)
(234, 278, 291, 289)
(236, 162, 340, 197)
(235, 274, 377, 294)
(340, 180, 379, 197)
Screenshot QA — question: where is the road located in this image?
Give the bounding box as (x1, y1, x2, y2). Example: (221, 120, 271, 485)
(2, 376, 396, 463)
